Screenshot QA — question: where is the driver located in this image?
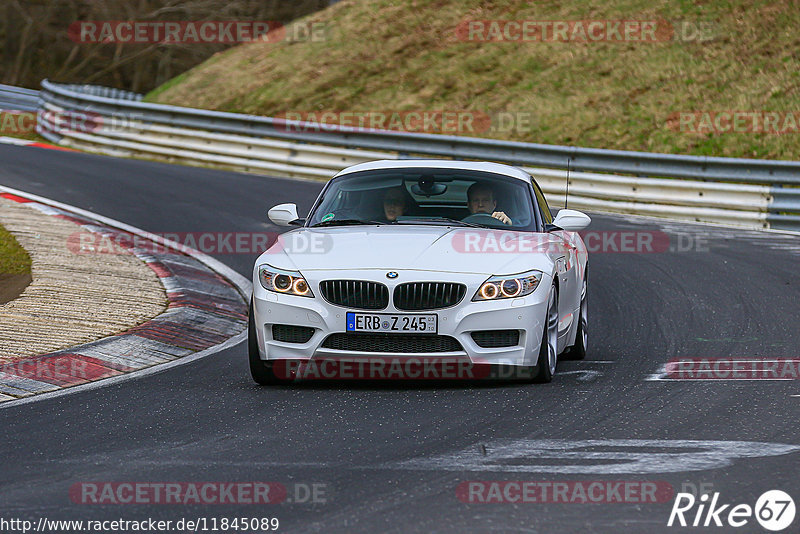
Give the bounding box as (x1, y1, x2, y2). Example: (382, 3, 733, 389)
(466, 183, 511, 225)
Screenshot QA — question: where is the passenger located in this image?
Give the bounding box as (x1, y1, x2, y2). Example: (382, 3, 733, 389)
(466, 182, 511, 225)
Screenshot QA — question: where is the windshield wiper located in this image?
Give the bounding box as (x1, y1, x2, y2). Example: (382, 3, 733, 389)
(394, 216, 485, 228)
(310, 219, 385, 228)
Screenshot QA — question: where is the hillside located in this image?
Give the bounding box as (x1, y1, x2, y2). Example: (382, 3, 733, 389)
(147, 0, 800, 160)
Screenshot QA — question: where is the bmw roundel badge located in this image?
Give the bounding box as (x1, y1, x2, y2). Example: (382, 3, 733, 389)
(386, 271, 398, 279)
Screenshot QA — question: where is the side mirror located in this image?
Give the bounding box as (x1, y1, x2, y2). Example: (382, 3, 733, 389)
(551, 209, 591, 232)
(268, 203, 300, 227)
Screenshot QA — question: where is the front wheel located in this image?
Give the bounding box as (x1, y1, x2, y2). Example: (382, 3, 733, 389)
(565, 276, 587, 360)
(531, 286, 559, 383)
(248, 298, 288, 385)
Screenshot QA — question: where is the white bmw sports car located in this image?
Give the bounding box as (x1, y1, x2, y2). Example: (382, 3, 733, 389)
(249, 160, 590, 384)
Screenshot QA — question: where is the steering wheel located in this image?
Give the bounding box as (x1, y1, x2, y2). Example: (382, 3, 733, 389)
(462, 212, 508, 226)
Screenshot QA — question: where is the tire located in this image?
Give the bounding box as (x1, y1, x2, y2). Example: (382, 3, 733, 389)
(248, 298, 288, 385)
(565, 275, 588, 360)
(532, 286, 559, 383)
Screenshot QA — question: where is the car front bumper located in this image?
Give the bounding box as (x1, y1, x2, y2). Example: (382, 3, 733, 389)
(251, 269, 552, 368)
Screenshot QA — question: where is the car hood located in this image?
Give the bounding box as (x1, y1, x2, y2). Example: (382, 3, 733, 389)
(258, 225, 561, 276)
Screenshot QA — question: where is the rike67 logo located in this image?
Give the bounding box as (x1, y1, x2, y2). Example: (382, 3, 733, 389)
(668, 490, 795, 531)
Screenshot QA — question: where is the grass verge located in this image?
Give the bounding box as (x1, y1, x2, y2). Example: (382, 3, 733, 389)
(0, 222, 32, 304)
(0, 223, 31, 276)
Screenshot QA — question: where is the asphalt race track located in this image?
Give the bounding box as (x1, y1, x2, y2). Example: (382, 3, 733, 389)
(1, 144, 799, 533)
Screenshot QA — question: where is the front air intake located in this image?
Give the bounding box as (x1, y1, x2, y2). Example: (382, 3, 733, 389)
(321, 333, 463, 353)
(471, 330, 520, 348)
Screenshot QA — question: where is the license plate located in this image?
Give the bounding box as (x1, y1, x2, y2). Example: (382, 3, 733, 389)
(346, 312, 438, 333)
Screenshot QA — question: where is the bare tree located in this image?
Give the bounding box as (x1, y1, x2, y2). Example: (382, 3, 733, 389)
(0, 0, 330, 92)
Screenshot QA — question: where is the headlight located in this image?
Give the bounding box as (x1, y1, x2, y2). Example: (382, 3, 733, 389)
(473, 270, 543, 301)
(258, 265, 314, 297)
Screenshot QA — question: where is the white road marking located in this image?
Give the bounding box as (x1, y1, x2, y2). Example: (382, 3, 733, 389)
(0, 137, 35, 146)
(395, 439, 800, 474)
(647, 360, 800, 381)
(646, 364, 671, 381)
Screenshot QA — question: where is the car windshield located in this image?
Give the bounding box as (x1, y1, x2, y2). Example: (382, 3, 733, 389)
(307, 168, 539, 230)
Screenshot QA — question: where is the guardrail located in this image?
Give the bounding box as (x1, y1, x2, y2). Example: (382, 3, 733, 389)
(35, 79, 799, 231)
(0, 83, 40, 112)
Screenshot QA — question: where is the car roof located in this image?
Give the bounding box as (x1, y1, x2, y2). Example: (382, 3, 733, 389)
(333, 159, 533, 183)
